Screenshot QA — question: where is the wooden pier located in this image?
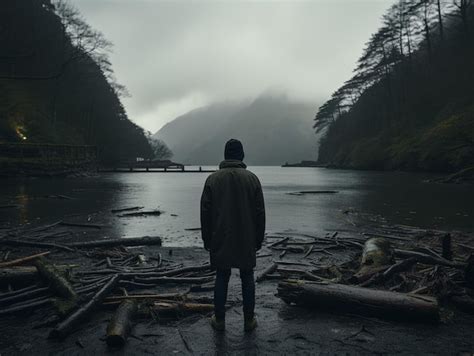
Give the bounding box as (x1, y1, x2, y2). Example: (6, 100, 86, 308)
(99, 168, 215, 173)
(99, 160, 215, 173)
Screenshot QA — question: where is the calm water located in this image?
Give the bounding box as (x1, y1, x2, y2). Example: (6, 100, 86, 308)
(0, 167, 472, 246)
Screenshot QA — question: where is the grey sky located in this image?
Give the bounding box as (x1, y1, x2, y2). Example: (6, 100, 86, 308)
(74, 0, 390, 133)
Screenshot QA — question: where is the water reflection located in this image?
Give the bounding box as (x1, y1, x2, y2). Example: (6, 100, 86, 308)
(0, 168, 472, 245)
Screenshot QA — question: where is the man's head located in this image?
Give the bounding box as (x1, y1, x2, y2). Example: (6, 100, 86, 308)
(224, 139, 245, 161)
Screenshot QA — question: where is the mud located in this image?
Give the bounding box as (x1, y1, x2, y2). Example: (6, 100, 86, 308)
(0, 239, 473, 355)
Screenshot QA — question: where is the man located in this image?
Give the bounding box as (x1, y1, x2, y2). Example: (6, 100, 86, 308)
(200, 139, 265, 332)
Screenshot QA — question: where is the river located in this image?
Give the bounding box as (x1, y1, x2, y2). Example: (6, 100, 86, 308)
(0, 167, 472, 246)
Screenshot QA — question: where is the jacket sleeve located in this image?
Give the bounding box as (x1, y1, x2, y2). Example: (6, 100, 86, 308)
(255, 181, 266, 250)
(200, 180, 212, 251)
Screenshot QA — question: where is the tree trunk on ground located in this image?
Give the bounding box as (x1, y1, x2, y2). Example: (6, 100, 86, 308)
(277, 280, 439, 322)
(49, 274, 121, 340)
(106, 300, 137, 348)
(68, 236, 162, 248)
(34, 257, 77, 301)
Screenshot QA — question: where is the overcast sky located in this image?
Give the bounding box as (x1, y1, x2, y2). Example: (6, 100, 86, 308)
(74, 0, 390, 133)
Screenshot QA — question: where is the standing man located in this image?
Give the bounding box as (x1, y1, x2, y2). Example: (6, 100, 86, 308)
(200, 139, 265, 332)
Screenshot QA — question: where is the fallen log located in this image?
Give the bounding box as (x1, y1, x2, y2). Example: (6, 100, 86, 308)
(49, 274, 121, 339)
(67, 236, 162, 248)
(118, 210, 162, 217)
(34, 257, 77, 301)
(106, 300, 137, 348)
(0, 251, 51, 268)
(0, 266, 39, 286)
(59, 222, 104, 229)
(268, 237, 289, 248)
(256, 263, 278, 283)
(133, 276, 214, 285)
(277, 280, 439, 322)
(1, 239, 74, 252)
(151, 301, 214, 315)
(111, 206, 144, 213)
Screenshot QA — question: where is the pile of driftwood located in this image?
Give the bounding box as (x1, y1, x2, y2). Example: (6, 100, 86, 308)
(0, 233, 216, 348)
(258, 224, 474, 323)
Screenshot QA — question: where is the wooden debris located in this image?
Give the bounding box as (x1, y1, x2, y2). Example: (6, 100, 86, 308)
(59, 222, 104, 229)
(34, 257, 76, 301)
(67, 236, 162, 248)
(256, 263, 278, 283)
(106, 299, 137, 348)
(49, 274, 121, 339)
(0, 251, 51, 268)
(286, 190, 338, 196)
(1, 239, 75, 252)
(118, 210, 162, 218)
(277, 280, 439, 322)
(111, 206, 144, 213)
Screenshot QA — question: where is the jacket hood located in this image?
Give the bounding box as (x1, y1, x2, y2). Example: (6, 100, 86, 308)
(219, 160, 247, 169)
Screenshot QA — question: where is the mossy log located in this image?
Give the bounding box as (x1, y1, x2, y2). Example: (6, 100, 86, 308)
(34, 257, 77, 301)
(106, 299, 137, 348)
(49, 274, 121, 339)
(277, 280, 439, 322)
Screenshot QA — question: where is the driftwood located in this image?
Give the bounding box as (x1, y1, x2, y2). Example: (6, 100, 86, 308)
(67, 236, 162, 248)
(256, 263, 278, 283)
(394, 249, 465, 268)
(277, 280, 439, 322)
(49, 274, 121, 339)
(0, 251, 50, 268)
(59, 222, 104, 229)
(133, 276, 214, 285)
(118, 210, 162, 218)
(111, 206, 144, 213)
(268, 237, 289, 248)
(151, 301, 214, 315)
(0, 297, 54, 316)
(1, 239, 74, 252)
(0, 286, 50, 307)
(34, 257, 77, 301)
(360, 258, 418, 287)
(0, 266, 39, 286)
(287, 190, 338, 196)
(106, 300, 137, 347)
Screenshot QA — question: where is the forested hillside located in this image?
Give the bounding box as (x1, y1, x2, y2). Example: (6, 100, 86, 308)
(0, 0, 152, 163)
(315, 0, 474, 173)
(155, 95, 318, 165)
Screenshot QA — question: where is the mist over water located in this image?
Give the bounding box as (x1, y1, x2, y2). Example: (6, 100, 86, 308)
(1, 168, 472, 247)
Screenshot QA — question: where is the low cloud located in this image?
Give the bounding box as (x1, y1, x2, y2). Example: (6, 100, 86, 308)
(75, 0, 389, 132)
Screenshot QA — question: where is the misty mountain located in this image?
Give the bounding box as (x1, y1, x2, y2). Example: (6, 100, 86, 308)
(154, 95, 319, 165)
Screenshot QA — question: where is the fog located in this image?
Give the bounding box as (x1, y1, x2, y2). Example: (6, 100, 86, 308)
(74, 0, 390, 132)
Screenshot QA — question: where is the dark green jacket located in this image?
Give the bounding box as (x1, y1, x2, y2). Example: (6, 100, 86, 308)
(200, 160, 265, 269)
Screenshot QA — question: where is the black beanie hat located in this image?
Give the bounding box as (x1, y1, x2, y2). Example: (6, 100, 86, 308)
(224, 139, 244, 161)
